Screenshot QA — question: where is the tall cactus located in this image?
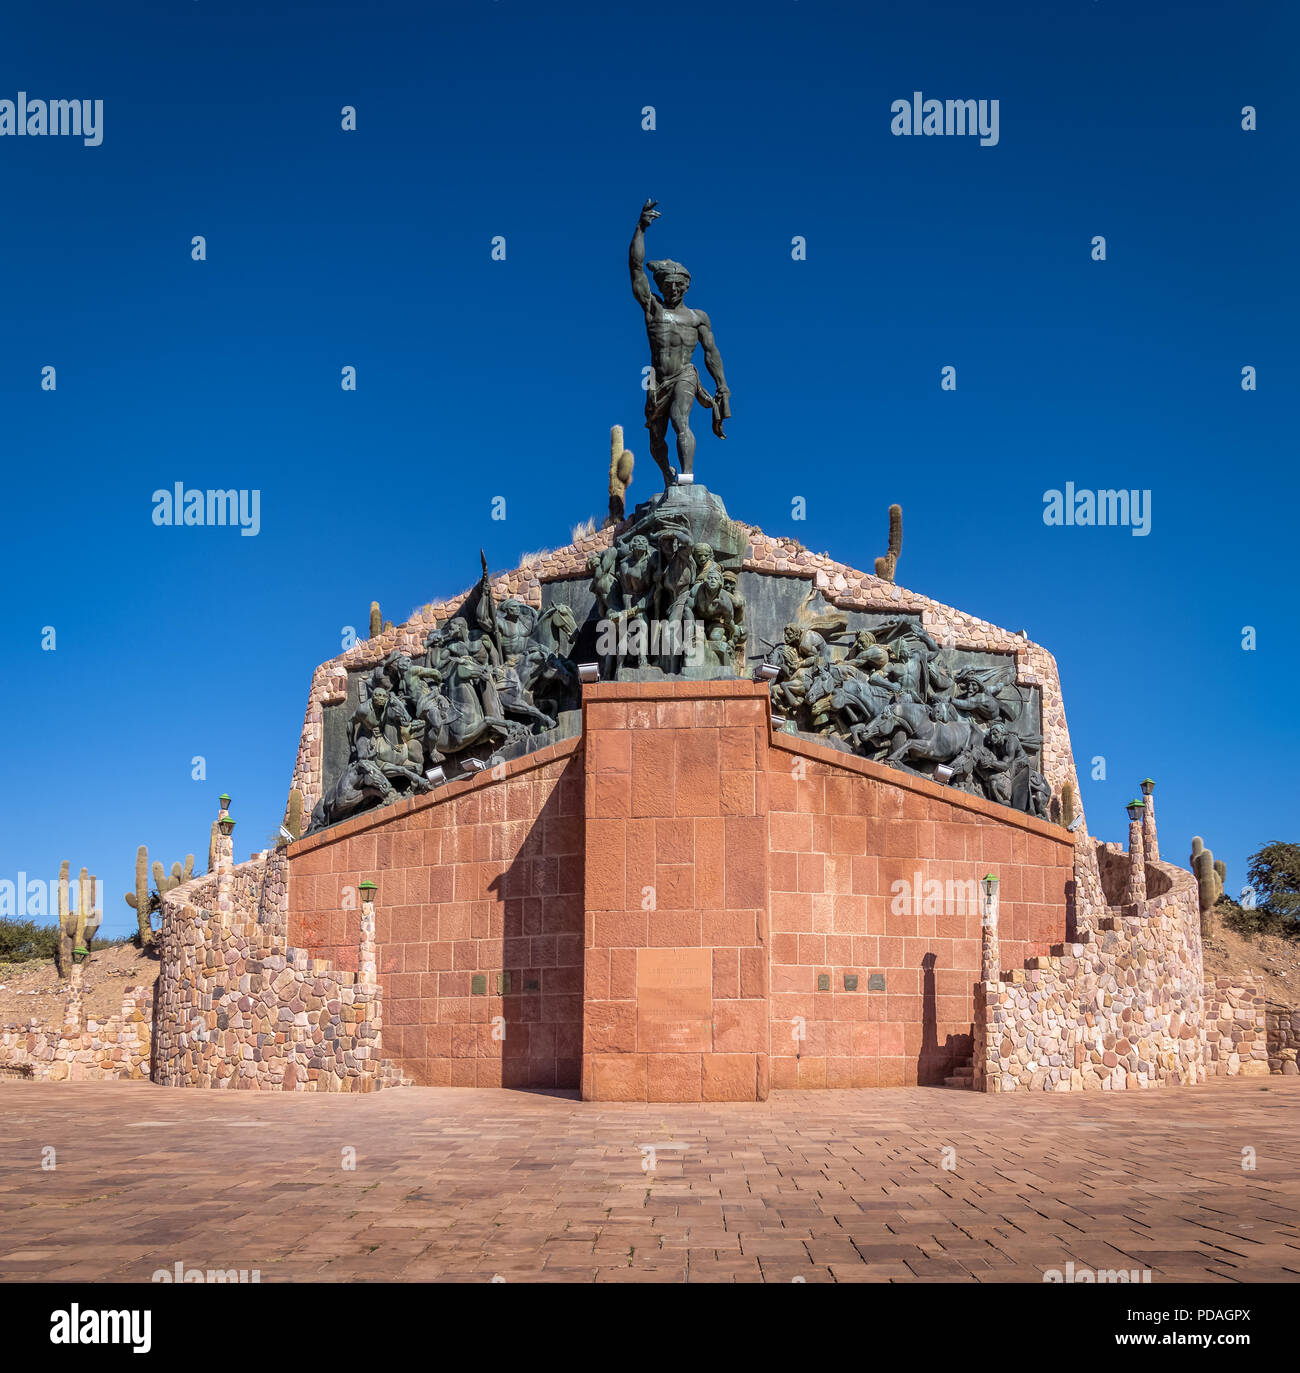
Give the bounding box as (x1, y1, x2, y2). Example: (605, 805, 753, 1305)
(153, 855, 196, 904)
(606, 425, 635, 526)
(369, 600, 382, 638)
(56, 863, 101, 976)
(286, 788, 303, 842)
(1190, 837, 1225, 934)
(55, 861, 71, 976)
(124, 844, 152, 947)
(78, 869, 101, 951)
(1060, 780, 1076, 829)
(874, 504, 903, 582)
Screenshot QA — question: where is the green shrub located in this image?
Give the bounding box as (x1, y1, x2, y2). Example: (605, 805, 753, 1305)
(0, 917, 61, 963)
(1220, 896, 1298, 941)
(1245, 841, 1300, 931)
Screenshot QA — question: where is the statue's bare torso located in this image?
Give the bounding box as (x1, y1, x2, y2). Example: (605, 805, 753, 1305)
(645, 301, 706, 380)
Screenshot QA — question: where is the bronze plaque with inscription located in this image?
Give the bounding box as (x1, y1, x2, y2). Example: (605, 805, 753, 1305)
(637, 948, 712, 1053)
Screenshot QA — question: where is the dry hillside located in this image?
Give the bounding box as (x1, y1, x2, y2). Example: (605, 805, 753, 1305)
(1201, 908, 1300, 999)
(0, 943, 157, 1029)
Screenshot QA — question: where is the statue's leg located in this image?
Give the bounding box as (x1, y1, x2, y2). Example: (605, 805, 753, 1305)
(647, 411, 674, 488)
(670, 382, 695, 475)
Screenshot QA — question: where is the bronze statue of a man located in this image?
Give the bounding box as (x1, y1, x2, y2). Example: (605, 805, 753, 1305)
(629, 199, 731, 489)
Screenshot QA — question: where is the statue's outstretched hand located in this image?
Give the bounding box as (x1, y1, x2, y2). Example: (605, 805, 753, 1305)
(638, 199, 661, 230)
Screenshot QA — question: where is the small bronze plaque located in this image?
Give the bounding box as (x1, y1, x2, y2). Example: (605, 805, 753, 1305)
(868, 973, 886, 991)
(843, 974, 859, 991)
(525, 978, 539, 991)
(471, 974, 487, 996)
(816, 973, 831, 991)
(638, 948, 712, 1052)
(497, 972, 512, 995)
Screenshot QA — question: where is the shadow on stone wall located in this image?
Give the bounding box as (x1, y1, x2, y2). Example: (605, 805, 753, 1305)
(485, 754, 585, 1094)
(1145, 865, 1173, 898)
(1096, 843, 1128, 906)
(919, 952, 972, 1085)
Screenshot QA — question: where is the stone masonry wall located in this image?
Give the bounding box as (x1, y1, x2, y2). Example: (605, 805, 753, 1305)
(284, 678, 1074, 1100)
(580, 680, 1075, 1099)
(154, 848, 407, 1091)
(1265, 1000, 1300, 1074)
(1202, 979, 1270, 1078)
(976, 859, 1207, 1092)
(0, 986, 153, 1082)
(286, 742, 584, 1089)
(765, 732, 1075, 1090)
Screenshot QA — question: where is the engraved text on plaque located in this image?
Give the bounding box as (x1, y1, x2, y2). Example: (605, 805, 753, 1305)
(637, 948, 713, 1053)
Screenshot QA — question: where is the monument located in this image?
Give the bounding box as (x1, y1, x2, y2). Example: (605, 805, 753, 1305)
(134, 201, 1219, 1104)
(266, 199, 1092, 1102)
(0, 204, 1254, 1107)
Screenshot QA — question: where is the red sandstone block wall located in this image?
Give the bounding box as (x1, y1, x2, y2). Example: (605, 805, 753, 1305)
(582, 683, 772, 1102)
(766, 737, 1074, 1088)
(287, 742, 584, 1088)
(286, 680, 1075, 1100)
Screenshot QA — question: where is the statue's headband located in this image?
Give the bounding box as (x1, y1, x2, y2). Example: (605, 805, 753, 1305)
(648, 258, 691, 287)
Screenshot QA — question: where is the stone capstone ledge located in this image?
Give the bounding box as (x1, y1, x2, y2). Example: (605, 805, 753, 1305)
(766, 723, 1076, 846)
(287, 735, 582, 856)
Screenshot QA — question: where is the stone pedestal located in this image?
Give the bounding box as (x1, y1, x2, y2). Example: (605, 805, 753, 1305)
(287, 675, 1078, 1095)
(1124, 820, 1147, 907)
(1142, 791, 1159, 863)
(62, 962, 84, 1036)
(581, 680, 771, 1102)
(980, 889, 1001, 984)
(622, 482, 750, 566)
(215, 833, 235, 923)
(358, 896, 377, 990)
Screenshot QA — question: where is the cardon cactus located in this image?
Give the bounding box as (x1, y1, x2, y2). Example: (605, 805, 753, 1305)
(1190, 837, 1225, 931)
(286, 788, 304, 842)
(124, 844, 152, 946)
(606, 425, 635, 525)
(78, 869, 102, 949)
(874, 504, 903, 582)
(1060, 780, 1076, 830)
(369, 600, 382, 638)
(55, 861, 71, 975)
(153, 855, 196, 903)
(127, 848, 195, 944)
(56, 863, 101, 975)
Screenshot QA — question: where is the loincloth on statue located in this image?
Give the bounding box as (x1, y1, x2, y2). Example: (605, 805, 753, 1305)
(645, 365, 727, 440)
(644, 365, 703, 423)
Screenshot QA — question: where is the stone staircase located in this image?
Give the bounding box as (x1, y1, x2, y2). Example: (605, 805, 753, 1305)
(943, 1058, 974, 1089)
(943, 931, 1101, 1089)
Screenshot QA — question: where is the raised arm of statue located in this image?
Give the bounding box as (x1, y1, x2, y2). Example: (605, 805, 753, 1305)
(629, 198, 660, 311)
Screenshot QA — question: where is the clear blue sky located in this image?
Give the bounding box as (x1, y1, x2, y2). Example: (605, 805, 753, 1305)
(1, 1, 1296, 938)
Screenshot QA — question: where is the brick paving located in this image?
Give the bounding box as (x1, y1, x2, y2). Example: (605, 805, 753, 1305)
(1, 1078, 1297, 1283)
